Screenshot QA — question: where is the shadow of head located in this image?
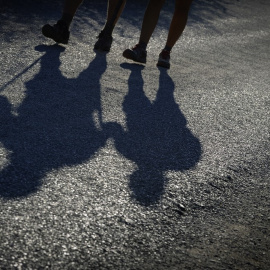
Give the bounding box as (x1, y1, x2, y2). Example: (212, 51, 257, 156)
(129, 168, 166, 206)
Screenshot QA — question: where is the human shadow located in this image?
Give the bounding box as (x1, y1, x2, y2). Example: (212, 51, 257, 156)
(0, 44, 108, 198)
(106, 64, 202, 206)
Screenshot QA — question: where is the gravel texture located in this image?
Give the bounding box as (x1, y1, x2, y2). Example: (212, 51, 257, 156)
(0, 0, 269, 269)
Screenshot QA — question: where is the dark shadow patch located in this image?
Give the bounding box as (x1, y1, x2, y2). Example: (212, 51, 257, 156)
(0, 44, 108, 198)
(105, 63, 202, 206)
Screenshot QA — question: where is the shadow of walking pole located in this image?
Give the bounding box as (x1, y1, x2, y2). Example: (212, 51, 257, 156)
(0, 45, 108, 199)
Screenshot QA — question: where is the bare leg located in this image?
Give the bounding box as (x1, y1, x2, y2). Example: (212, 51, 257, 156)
(62, 0, 83, 15)
(61, 0, 84, 27)
(139, 0, 165, 45)
(165, 0, 193, 49)
(42, 0, 83, 43)
(106, 0, 126, 28)
(95, 0, 126, 51)
(122, 0, 165, 63)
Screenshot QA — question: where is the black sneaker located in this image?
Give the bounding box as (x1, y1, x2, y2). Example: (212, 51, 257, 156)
(94, 30, 113, 52)
(157, 49, 170, 69)
(42, 20, 70, 44)
(123, 44, 147, 64)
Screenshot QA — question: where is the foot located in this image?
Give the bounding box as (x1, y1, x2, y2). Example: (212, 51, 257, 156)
(42, 20, 70, 44)
(94, 30, 113, 52)
(123, 44, 147, 64)
(157, 49, 170, 69)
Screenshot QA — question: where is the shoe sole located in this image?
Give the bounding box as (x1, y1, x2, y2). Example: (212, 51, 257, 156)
(123, 49, 146, 64)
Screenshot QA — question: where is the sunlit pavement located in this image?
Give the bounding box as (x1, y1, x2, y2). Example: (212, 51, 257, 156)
(0, 0, 269, 269)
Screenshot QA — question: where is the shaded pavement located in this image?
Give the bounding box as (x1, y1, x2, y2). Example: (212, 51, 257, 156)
(0, 0, 269, 269)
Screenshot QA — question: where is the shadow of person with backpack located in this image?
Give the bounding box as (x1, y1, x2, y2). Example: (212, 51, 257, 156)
(106, 63, 202, 206)
(0, 44, 108, 198)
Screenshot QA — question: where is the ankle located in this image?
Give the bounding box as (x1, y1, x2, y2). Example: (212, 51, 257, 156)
(60, 13, 73, 28)
(103, 23, 114, 36)
(138, 41, 147, 50)
(164, 45, 172, 52)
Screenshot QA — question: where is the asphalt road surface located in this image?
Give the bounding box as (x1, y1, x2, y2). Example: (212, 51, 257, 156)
(0, 0, 269, 269)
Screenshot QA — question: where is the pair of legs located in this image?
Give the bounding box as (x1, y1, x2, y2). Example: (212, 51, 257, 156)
(61, 0, 126, 31)
(42, 0, 126, 50)
(140, 0, 193, 50)
(123, 0, 193, 68)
